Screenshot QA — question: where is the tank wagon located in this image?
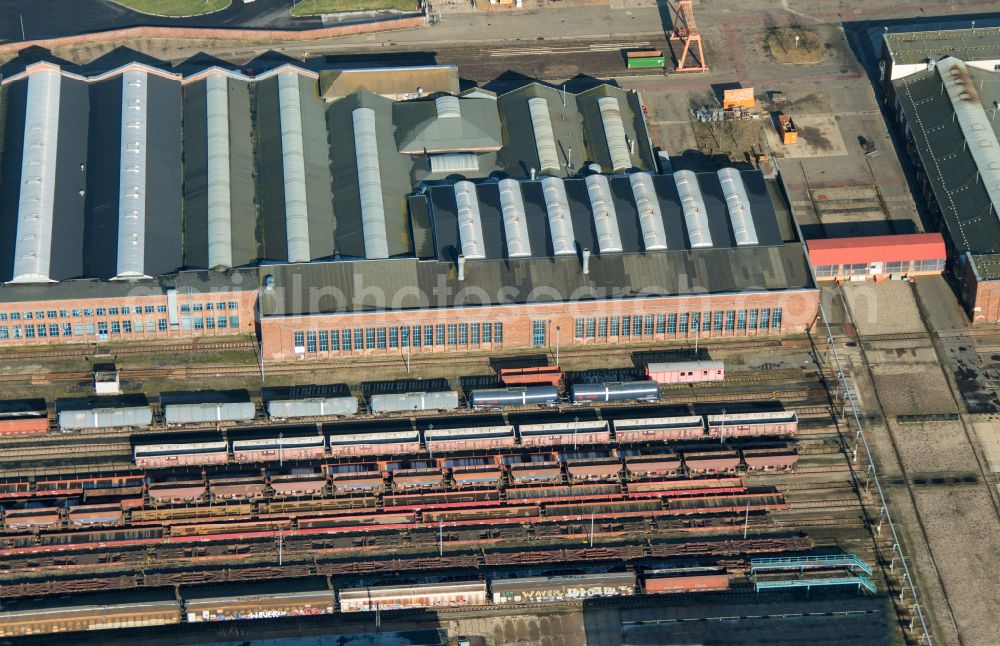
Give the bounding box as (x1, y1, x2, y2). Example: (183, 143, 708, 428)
(0, 399, 49, 436)
(570, 381, 659, 403)
(469, 386, 560, 409)
(161, 390, 256, 426)
(646, 360, 725, 384)
(57, 394, 153, 432)
(263, 385, 357, 420)
(369, 391, 460, 414)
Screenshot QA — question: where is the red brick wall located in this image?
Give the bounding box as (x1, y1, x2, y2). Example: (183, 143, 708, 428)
(968, 268, 1000, 326)
(260, 290, 820, 361)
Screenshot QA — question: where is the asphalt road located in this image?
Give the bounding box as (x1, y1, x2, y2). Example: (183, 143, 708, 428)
(0, 0, 321, 42)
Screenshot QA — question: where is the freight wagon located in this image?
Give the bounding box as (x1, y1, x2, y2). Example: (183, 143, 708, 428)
(706, 411, 798, 438)
(491, 572, 636, 603)
(134, 440, 229, 468)
(369, 391, 460, 414)
(161, 390, 256, 426)
(499, 366, 564, 387)
(56, 394, 153, 432)
(683, 450, 741, 474)
(148, 479, 207, 504)
(231, 430, 325, 463)
(185, 578, 334, 623)
(338, 581, 488, 612)
(0, 399, 49, 436)
(424, 425, 516, 453)
(613, 416, 704, 442)
(646, 360, 725, 384)
(208, 475, 267, 500)
(269, 471, 329, 497)
(468, 386, 560, 409)
(518, 420, 611, 448)
(644, 573, 730, 594)
(328, 429, 421, 457)
(742, 447, 799, 470)
(570, 381, 659, 403)
(263, 385, 357, 420)
(625, 49, 665, 69)
(0, 590, 181, 637)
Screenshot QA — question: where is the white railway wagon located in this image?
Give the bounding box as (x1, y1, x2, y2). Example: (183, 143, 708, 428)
(263, 385, 358, 419)
(161, 390, 256, 426)
(56, 395, 153, 431)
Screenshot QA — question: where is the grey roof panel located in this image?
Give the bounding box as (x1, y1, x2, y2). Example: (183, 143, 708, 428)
(254, 75, 288, 262)
(205, 73, 233, 269)
(298, 74, 335, 261)
(115, 68, 149, 278)
(49, 76, 88, 281)
(82, 75, 123, 280)
(226, 77, 258, 268)
(277, 71, 311, 263)
(141, 72, 183, 277)
(0, 79, 28, 282)
(182, 79, 209, 269)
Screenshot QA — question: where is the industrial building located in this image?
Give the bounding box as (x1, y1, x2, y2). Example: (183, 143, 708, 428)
(883, 29, 1000, 322)
(0, 58, 819, 357)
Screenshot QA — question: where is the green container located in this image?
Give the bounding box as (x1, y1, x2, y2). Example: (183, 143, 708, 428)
(627, 56, 664, 69)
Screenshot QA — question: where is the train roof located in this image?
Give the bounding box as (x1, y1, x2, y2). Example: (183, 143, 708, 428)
(55, 393, 150, 412)
(262, 384, 352, 401)
(706, 410, 798, 424)
(227, 425, 322, 441)
(328, 430, 419, 444)
(613, 415, 704, 429)
(490, 572, 636, 590)
(183, 576, 331, 600)
(0, 398, 47, 418)
(0, 588, 176, 614)
(646, 360, 725, 371)
(519, 420, 608, 435)
(133, 440, 229, 456)
(159, 389, 253, 406)
(361, 378, 451, 397)
(424, 425, 514, 441)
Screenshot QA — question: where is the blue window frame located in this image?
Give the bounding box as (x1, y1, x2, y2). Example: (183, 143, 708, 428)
(389, 327, 398, 348)
(667, 314, 677, 334)
(713, 312, 723, 331)
(494, 322, 503, 343)
(531, 321, 546, 347)
(307, 331, 317, 352)
(377, 328, 387, 349)
(319, 331, 329, 352)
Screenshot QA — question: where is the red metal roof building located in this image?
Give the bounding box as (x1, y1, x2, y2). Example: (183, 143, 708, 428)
(806, 233, 946, 281)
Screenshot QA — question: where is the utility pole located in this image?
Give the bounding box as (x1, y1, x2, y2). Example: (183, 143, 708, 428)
(19, 14, 25, 41)
(720, 408, 726, 444)
(278, 528, 283, 565)
(439, 520, 444, 556)
(590, 511, 595, 547)
(555, 325, 561, 365)
(743, 502, 750, 538)
(405, 343, 411, 374)
(278, 432, 283, 467)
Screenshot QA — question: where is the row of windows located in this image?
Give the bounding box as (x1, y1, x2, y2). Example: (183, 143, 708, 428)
(557, 309, 782, 344)
(0, 315, 240, 341)
(294, 322, 505, 353)
(814, 259, 945, 278)
(0, 301, 239, 322)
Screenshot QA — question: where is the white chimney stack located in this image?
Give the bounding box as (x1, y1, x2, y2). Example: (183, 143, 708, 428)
(582, 247, 591, 275)
(530, 167, 536, 181)
(457, 254, 466, 281)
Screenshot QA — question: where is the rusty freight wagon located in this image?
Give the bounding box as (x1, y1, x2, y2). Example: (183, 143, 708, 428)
(0, 590, 180, 637)
(491, 572, 636, 604)
(230, 427, 326, 463)
(423, 425, 516, 453)
(338, 581, 488, 612)
(742, 447, 799, 470)
(613, 416, 705, 442)
(683, 450, 741, 474)
(499, 366, 564, 387)
(706, 411, 798, 438)
(518, 420, 611, 448)
(0, 399, 49, 436)
(133, 439, 229, 468)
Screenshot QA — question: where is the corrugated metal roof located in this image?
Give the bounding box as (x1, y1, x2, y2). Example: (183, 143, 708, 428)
(205, 73, 233, 269)
(717, 167, 758, 246)
(277, 71, 311, 263)
(394, 96, 502, 155)
(353, 107, 389, 259)
(115, 68, 148, 279)
(528, 97, 561, 173)
(429, 153, 478, 174)
(806, 233, 946, 265)
(597, 96, 631, 173)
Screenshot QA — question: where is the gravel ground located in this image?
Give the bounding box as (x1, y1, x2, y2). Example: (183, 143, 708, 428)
(843, 281, 925, 336)
(887, 420, 978, 475)
(868, 364, 956, 416)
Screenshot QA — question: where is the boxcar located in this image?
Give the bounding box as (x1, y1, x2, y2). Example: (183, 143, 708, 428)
(0, 399, 49, 436)
(184, 578, 334, 623)
(468, 386, 559, 410)
(645, 360, 725, 384)
(263, 384, 357, 420)
(491, 572, 636, 604)
(644, 573, 730, 594)
(338, 581, 488, 612)
(613, 416, 705, 443)
(369, 391, 460, 414)
(56, 394, 152, 431)
(570, 381, 659, 403)
(134, 440, 229, 468)
(328, 430, 420, 457)
(0, 591, 180, 637)
(706, 411, 798, 438)
(231, 433, 325, 463)
(161, 390, 256, 426)
(518, 420, 611, 448)
(424, 425, 515, 453)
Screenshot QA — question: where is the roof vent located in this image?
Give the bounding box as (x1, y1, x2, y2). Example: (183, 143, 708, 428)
(435, 95, 461, 118)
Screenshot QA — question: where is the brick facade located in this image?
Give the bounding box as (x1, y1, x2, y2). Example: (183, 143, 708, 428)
(260, 290, 820, 361)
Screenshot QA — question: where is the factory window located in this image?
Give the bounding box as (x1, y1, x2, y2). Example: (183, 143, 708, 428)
(621, 316, 631, 337)
(62, 323, 72, 337)
(354, 329, 364, 349)
(411, 326, 422, 348)
(58, 310, 67, 318)
(748, 309, 758, 329)
(73, 324, 83, 336)
(655, 314, 666, 334)
(458, 323, 468, 345)
(97, 322, 108, 339)
(142, 306, 152, 314)
(690, 312, 700, 332)
(713, 312, 723, 332)
(193, 318, 204, 331)
(48, 323, 59, 337)
(771, 308, 782, 329)
(13, 326, 22, 339)
(447, 324, 458, 345)
(330, 330, 340, 351)
(610, 316, 620, 336)
(598, 318, 608, 338)
(632, 316, 642, 336)
(759, 308, 770, 329)
(435, 324, 445, 346)
(644, 315, 654, 335)
(120, 307, 130, 315)
(425, 325, 435, 347)
(343, 330, 353, 351)
(389, 327, 399, 348)
(307, 331, 317, 352)
(471, 323, 480, 345)
(108, 308, 118, 316)
(294, 331, 305, 351)
(702, 312, 712, 332)
(667, 313, 677, 334)
(156, 319, 165, 332)
(35, 311, 44, 319)
(586, 318, 596, 338)
(47, 310, 57, 319)
(25, 325, 34, 338)
(575, 319, 584, 338)
(815, 264, 837, 277)
(531, 321, 546, 347)
(207, 317, 217, 330)
(377, 328, 387, 349)
(366, 328, 376, 349)
(737, 310, 747, 331)
(10, 313, 20, 320)
(217, 317, 226, 329)
(482, 323, 492, 343)
(229, 316, 239, 328)
(95, 309, 105, 317)
(205, 303, 214, 311)
(36, 325, 46, 338)
(157, 305, 167, 313)
(0, 327, 6, 340)
(725, 311, 735, 331)
(0, 314, 6, 321)
(400, 327, 410, 348)
(110, 321, 120, 334)
(22, 312, 31, 321)
(679, 313, 689, 333)
(123, 321, 132, 334)
(229, 302, 238, 309)
(494, 322, 504, 344)
(193, 304, 203, 312)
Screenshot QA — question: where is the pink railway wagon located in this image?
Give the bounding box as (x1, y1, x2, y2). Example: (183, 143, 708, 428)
(613, 416, 705, 442)
(706, 411, 798, 438)
(133, 440, 229, 468)
(742, 447, 799, 470)
(683, 450, 741, 474)
(646, 360, 725, 384)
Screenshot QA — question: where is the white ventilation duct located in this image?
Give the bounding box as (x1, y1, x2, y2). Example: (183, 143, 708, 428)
(597, 96, 631, 173)
(673, 170, 713, 248)
(629, 172, 668, 251)
(435, 95, 461, 118)
(498, 178, 532, 258)
(11, 67, 60, 284)
(527, 97, 560, 173)
(454, 180, 486, 260)
(540, 176, 576, 255)
(584, 173, 623, 253)
(429, 153, 478, 173)
(277, 71, 311, 263)
(115, 69, 149, 279)
(937, 57, 1000, 224)
(205, 73, 233, 268)
(717, 168, 758, 245)
(352, 107, 389, 259)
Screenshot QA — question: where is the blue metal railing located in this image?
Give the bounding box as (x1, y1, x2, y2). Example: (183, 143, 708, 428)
(750, 553, 873, 576)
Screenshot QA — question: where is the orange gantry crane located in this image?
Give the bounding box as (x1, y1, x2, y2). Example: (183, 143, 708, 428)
(670, 0, 707, 73)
